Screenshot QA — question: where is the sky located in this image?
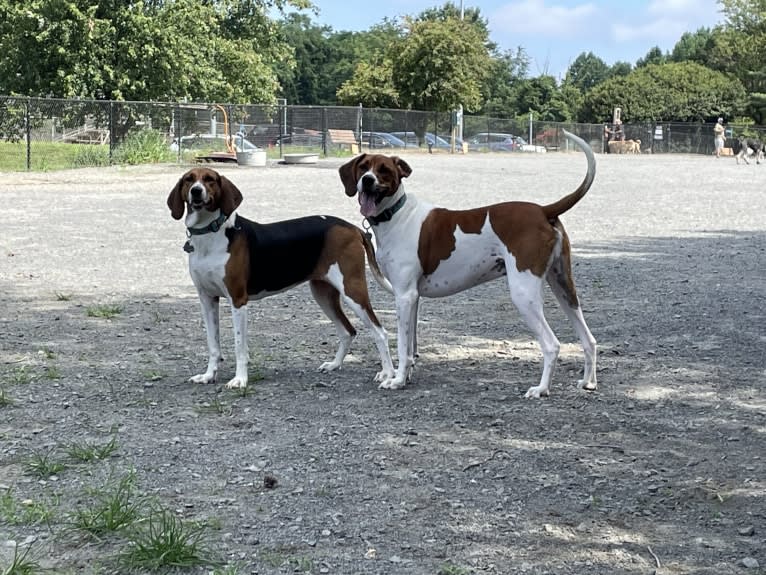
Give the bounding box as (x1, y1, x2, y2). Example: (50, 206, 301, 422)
(304, 0, 726, 79)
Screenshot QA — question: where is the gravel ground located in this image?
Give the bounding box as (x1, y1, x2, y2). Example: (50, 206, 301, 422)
(0, 149, 764, 574)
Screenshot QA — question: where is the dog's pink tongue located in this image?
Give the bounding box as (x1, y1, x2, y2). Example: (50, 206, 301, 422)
(359, 192, 378, 217)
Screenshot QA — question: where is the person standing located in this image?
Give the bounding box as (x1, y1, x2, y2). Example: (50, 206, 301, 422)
(714, 117, 726, 158)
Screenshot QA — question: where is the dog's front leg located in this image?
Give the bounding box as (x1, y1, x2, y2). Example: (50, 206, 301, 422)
(379, 289, 419, 390)
(190, 293, 222, 384)
(225, 302, 249, 389)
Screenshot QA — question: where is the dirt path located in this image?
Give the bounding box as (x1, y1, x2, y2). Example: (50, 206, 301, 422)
(1, 150, 764, 574)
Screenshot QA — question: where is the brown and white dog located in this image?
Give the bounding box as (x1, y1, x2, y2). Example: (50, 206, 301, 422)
(339, 130, 598, 398)
(167, 168, 394, 389)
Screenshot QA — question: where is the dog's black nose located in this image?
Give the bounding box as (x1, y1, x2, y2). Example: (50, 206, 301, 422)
(190, 184, 204, 199)
(361, 174, 376, 190)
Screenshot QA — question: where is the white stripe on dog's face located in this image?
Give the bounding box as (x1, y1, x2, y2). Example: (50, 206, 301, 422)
(188, 180, 209, 211)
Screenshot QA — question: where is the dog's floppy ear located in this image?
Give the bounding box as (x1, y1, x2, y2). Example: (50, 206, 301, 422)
(339, 154, 367, 197)
(393, 156, 412, 179)
(218, 173, 243, 216)
(167, 177, 186, 220)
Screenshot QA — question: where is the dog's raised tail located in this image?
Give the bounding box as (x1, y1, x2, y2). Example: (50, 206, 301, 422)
(359, 229, 394, 294)
(542, 129, 596, 220)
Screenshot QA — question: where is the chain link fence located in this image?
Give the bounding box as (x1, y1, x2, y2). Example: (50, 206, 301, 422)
(1, 96, 765, 171)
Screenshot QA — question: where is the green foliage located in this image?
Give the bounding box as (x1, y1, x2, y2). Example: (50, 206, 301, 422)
(112, 130, 174, 165)
(582, 61, 747, 122)
(393, 17, 492, 112)
(565, 52, 611, 91)
(86, 304, 123, 319)
(72, 145, 110, 168)
(24, 450, 66, 478)
(337, 58, 400, 108)
(480, 47, 530, 117)
(119, 508, 216, 570)
(69, 472, 146, 536)
(1, 542, 41, 575)
(0, 0, 312, 103)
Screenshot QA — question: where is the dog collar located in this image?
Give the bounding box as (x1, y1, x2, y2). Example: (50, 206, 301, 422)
(367, 194, 406, 226)
(186, 212, 228, 236)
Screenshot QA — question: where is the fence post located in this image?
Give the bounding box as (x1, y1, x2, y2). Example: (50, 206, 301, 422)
(321, 107, 328, 157)
(109, 101, 115, 164)
(25, 98, 31, 171)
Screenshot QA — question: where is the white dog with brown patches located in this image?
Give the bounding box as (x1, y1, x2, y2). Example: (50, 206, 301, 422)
(339, 130, 598, 398)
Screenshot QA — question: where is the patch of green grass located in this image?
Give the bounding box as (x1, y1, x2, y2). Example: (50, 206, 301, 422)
(194, 396, 232, 416)
(8, 366, 33, 385)
(43, 365, 61, 380)
(211, 564, 245, 575)
(86, 304, 122, 319)
(0, 488, 59, 526)
(112, 129, 175, 165)
(72, 143, 110, 167)
(119, 508, 217, 570)
(0, 387, 12, 407)
(23, 450, 66, 478)
(438, 563, 471, 575)
(142, 370, 164, 382)
(65, 434, 118, 463)
(69, 471, 145, 537)
(1, 542, 41, 575)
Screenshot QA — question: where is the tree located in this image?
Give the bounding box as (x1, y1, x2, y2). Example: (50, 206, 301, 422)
(336, 57, 400, 108)
(480, 47, 530, 117)
(670, 28, 715, 64)
(392, 17, 491, 112)
(582, 61, 746, 122)
(635, 46, 667, 68)
(0, 0, 311, 102)
(565, 52, 610, 91)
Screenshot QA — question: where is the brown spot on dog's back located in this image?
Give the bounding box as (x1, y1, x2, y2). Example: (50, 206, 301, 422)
(418, 208, 488, 275)
(488, 202, 557, 277)
(224, 234, 250, 308)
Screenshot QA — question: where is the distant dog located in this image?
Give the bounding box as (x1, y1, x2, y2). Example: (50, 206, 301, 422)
(626, 139, 641, 154)
(735, 136, 764, 164)
(167, 168, 394, 389)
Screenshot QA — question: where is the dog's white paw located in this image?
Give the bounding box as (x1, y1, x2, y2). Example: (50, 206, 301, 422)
(373, 369, 395, 383)
(225, 377, 248, 390)
(189, 372, 216, 384)
(378, 376, 406, 390)
(524, 385, 550, 399)
(577, 378, 598, 391)
(318, 361, 341, 372)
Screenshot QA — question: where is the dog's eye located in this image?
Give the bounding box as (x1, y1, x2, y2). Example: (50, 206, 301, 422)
(203, 174, 215, 183)
(378, 165, 390, 175)
(183, 174, 194, 182)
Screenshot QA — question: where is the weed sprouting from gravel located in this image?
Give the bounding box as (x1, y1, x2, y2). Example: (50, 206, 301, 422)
(68, 471, 146, 537)
(86, 304, 122, 319)
(0, 488, 59, 526)
(1, 542, 41, 575)
(23, 450, 66, 478)
(119, 508, 217, 570)
(0, 387, 12, 407)
(65, 434, 118, 463)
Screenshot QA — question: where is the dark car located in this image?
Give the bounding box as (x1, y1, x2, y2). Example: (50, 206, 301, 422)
(390, 131, 463, 150)
(361, 132, 408, 149)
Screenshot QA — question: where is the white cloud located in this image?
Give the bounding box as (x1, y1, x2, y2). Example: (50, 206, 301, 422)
(491, 0, 597, 37)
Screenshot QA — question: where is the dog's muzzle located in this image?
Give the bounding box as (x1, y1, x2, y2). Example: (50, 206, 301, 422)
(189, 184, 208, 210)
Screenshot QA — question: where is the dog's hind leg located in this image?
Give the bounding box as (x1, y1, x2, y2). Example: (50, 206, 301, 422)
(506, 265, 560, 399)
(326, 262, 395, 383)
(546, 230, 598, 391)
(310, 280, 356, 372)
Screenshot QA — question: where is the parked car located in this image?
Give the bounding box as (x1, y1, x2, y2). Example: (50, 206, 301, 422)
(467, 132, 546, 153)
(361, 131, 407, 149)
(389, 131, 463, 150)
